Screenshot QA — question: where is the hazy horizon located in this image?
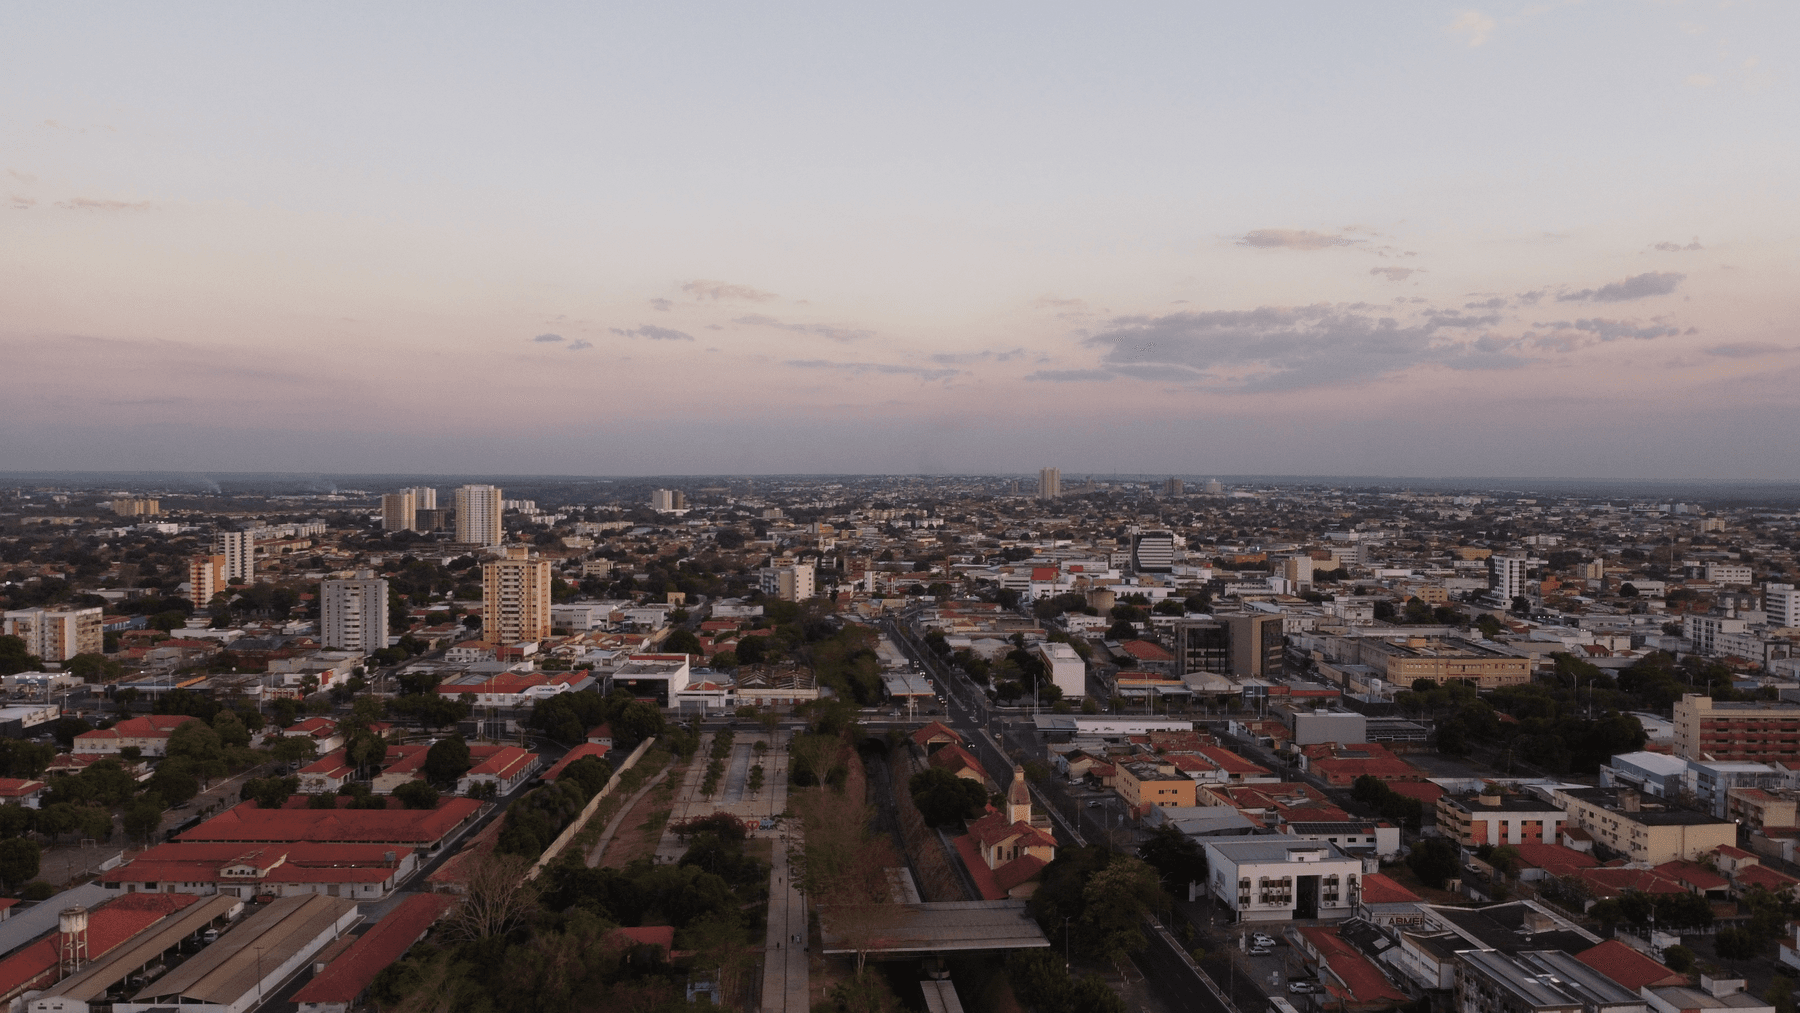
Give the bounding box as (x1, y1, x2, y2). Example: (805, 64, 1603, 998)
(6, 5, 1797, 479)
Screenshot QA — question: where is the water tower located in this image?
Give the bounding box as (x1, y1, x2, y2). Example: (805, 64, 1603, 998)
(59, 906, 89, 975)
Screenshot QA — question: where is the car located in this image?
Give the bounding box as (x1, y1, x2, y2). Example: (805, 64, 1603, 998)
(1252, 933, 1277, 946)
(1250, 946, 1273, 955)
(1086, 800, 1104, 808)
(1289, 982, 1319, 994)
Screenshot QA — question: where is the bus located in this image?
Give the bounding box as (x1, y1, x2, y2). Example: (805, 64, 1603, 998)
(1269, 997, 1304, 1013)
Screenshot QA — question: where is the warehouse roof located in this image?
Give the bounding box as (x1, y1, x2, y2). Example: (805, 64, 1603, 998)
(134, 894, 358, 1006)
(291, 894, 454, 1004)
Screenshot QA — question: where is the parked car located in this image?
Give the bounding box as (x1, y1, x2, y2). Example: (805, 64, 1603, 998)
(1250, 946, 1273, 956)
(1289, 982, 1319, 994)
(1086, 800, 1104, 808)
(1252, 933, 1278, 947)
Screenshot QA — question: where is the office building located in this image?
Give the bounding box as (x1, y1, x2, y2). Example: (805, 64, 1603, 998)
(187, 554, 228, 606)
(1034, 641, 1087, 699)
(211, 530, 253, 583)
(454, 484, 503, 545)
(1227, 613, 1286, 680)
(1337, 635, 1531, 689)
(1173, 620, 1231, 677)
(381, 491, 416, 532)
(404, 486, 437, 510)
(1489, 554, 1529, 602)
(482, 548, 552, 644)
(759, 563, 815, 602)
(649, 488, 687, 512)
(110, 497, 160, 516)
(1, 606, 103, 661)
(1765, 583, 1800, 627)
(1705, 563, 1753, 585)
(1037, 468, 1060, 500)
(1200, 838, 1363, 922)
(321, 573, 390, 654)
(1129, 529, 1177, 574)
(1673, 693, 1800, 762)
(1281, 555, 1314, 587)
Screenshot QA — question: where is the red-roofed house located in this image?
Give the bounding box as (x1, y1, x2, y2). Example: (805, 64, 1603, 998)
(1301, 743, 1428, 786)
(1731, 862, 1800, 898)
(1294, 925, 1410, 1011)
(458, 745, 541, 796)
(1574, 867, 1688, 900)
(103, 841, 417, 900)
(1574, 940, 1688, 992)
(910, 721, 964, 753)
(928, 743, 990, 788)
(1355, 873, 1426, 928)
(1513, 843, 1602, 881)
(540, 742, 612, 783)
(0, 779, 47, 809)
(72, 714, 201, 756)
(294, 893, 455, 1013)
(1653, 860, 1731, 899)
(176, 798, 482, 851)
(280, 716, 343, 754)
(586, 724, 613, 747)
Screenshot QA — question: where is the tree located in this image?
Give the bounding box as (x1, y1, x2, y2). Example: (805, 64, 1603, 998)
(1407, 837, 1460, 889)
(424, 736, 473, 787)
(1653, 890, 1714, 930)
(242, 775, 299, 809)
(1080, 857, 1162, 970)
(0, 636, 40, 676)
(907, 767, 987, 827)
(165, 719, 225, 777)
(0, 838, 41, 889)
(446, 853, 539, 941)
(1714, 927, 1762, 960)
(66, 653, 122, 683)
(663, 628, 702, 655)
(1138, 824, 1208, 893)
(211, 710, 251, 749)
(394, 780, 441, 810)
(123, 792, 166, 843)
(267, 734, 319, 766)
(146, 757, 201, 805)
(1662, 944, 1695, 974)
(556, 754, 613, 798)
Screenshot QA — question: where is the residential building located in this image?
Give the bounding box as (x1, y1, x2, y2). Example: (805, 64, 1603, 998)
(1034, 641, 1086, 699)
(482, 549, 552, 645)
(1688, 759, 1792, 818)
(1037, 467, 1060, 500)
(1130, 529, 1177, 574)
(110, 497, 160, 516)
(1436, 788, 1568, 847)
(211, 530, 254, 582)
(1117, 760, 1200, 810)
(1, 606, 102, 661)
(1546, 786, 1736, 864)
(404, 486, 437, 510)
(1725, 787, 1798, 831)
(453, 484, 503, 545)
(1704, 563, 1753, 586)
(649, 488, 687, 511)
(1672, 694, 1800, 762)
(1765, 583, 1800, 628)
(187, 554, 228, 606)
(1489, 554, 1530, 602)
(759, 563, 815, 602)
(321, 573, 389, 654)
(1683, 615, 1748, 656)
(381, 491, 416, 532)
(1454, 949, 1648, 1013)
(1200, 838, 1364, 922)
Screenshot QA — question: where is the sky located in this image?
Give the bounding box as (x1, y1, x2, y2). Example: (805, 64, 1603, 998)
(3, 3, 1797, 479)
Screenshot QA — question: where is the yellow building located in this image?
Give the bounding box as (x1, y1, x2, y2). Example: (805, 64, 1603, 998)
(188, 554, 228, 607)
(1350, 636, 1530, 689)
(1, 606, 103, 661)
(1117, 761, 1199, 810)
(482, 548, 552, 645)
(1547, 786, 1735, 864)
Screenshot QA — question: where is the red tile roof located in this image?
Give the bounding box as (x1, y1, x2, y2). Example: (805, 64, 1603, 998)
(1296, 926, 1410, 1005)
(951, 833, 1007, 901)
(1575, 867, 1687, 898)
(291, 893, 455, 1003)
(0, 893, 200, 998)
(1653, 860, 1728, 892)
(1357, 872, 1421, 905)
(910, 721, 963, 748)
(1194, 746, 1268, 776)
(1513, 843, 1601, 878)
(1733, 863, 1800, 891)
(992, 854, 1048, 893)
(176, 798, 481, 845)
(541, 742, 612, 781)
(928, 743, 989, 785)
(608, 925, 676, 952)
(1120, 640, 1175, 662)
(1574, 940, 1687, 991)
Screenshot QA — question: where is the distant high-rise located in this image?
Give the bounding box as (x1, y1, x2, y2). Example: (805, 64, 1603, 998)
(1037, 468, 1061, 500)
(1163, 477, 1184, 496)
(211, 530, 254, 583)
(1489, 554, 1529, 602)
(759, 562, 815, 602)
(404, 486, 437, 510)
(188, 554, 228, 606)
(455, 485, 504, 545)
(1, 606, 102, 661)
(483, 548, 552, 644)
(1763, 584, 1799, 627)
(110, 498, 160, 517)
(1204, 478, 1224, 496)
(321, 572, 389, 653)
(381, 491, 416, 532)
(650, 488, 687, 512)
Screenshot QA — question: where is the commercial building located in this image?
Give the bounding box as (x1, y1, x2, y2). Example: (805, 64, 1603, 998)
(1033, 641, 1086, 699)
(482, 548, 552, 645)
(1673, 694, 1800, 762)
(1766, 584, 1800, 628)
(292, 893, 454, 1013)
(211, 530, 253, 583)
(187, 554, 228, 606)
(1116, 760, 1200, 810)
(604, 654, 693, 707)
(1129, 529, 1177, 574)
(759, 562, 815, 602)
(102, 841, 419, 900)
(320, 573, 389, 654)
(1200, 838, 1364, 922)
(1454, 949, 1648, 1013)
(118, 894, 360, 1013)
(28, 894, 244, 1013)
(1343, 635, 1531, 690)
(1436, 789, 1569, 847)
(1037, 468, 1060, 500)
(1227, 613, 1286, 680)
(1489, 554, 1530, 602)
(381, 491, 416, 532)
(1, 606, 102, 661)
(1600, 751, 1694, 799)
(1545, 786, 1736, 864)
(1172, 619, 1231, 677)
(453, 484, 503, 545)
(1688, 760, 1792, 818)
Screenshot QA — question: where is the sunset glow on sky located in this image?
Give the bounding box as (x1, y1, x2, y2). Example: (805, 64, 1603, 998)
(4, 4, 1797, 477)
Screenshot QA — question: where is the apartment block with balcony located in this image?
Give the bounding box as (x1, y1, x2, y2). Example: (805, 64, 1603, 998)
(1437, 789, 1568, 847)
(1544, 786, 1735, 865)
(1673, 694, 1800, 763)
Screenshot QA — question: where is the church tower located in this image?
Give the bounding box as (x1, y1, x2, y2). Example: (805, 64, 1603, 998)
(1007, 765, 1032, 825)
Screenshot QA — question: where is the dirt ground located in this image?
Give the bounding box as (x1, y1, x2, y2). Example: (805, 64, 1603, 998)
(598, 768, 680, 868)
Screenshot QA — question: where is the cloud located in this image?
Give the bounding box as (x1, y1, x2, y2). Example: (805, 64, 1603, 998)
(533, 333, 565, 343)
(1025, 369, 1115, 382)
(1652, 239, 1704, 252)
(1080, 303, 1531, 392)
(8, 195, 34, 210)
(1464, 297, 1508, 310)
(1556, 272, 1684, 303)
(1449, 11, 1497, 46)
(612, 325, 694, 342)
(1527, 317, 1683, 351)
(1237, 229, 1362, 250)
(6, 169, 36, 184)
(734, 314, 873, 343)
(57, 197, 152, 211)
(1704, 342, 1792, 358)
(567, 339, 593, 351)
(1370, 267, 1420, 282)
(682, 279, 777, 302)
(929, 348, 1026, 365)
(649, 298, 672, 311)
(785, 359, 961, 382)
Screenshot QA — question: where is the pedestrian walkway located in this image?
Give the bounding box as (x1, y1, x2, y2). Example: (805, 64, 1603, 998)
(759, 837, 809, 1013)
(653, 731, 790, 864)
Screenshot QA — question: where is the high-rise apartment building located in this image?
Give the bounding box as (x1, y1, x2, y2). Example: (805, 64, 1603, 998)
(455, 485, 504, 545)
(1673, 693, 1800, 762)
(110, 498, 160, 517)
(759, 563, 816, 602)
(1037, 468, 1061, 500)
(321, 572, 390, 653)
(404, 486, 437, 510)
(1766, 583, 1800, 627)
(1, 606, 103, 661)
(1488, 554, 1529, 602)
(381, 492, 416, 532)
(649, 488, 687, 511)
(1163, 477, 1183, 496)
(482, 548, 552, 644)
(211, 530, 254, 583)
(188, 554, 228, 606)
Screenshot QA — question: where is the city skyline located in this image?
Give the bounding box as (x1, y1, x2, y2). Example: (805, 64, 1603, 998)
(4, 5, 1797, 478)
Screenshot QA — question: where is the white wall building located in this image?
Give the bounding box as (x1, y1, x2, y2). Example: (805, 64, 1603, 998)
(454, 484, 503, 545)
(1201, 838, 1363, 922)
(212, 530, 255, 583)
(1488, 554, 1528, 601)
(1765, 583, 1800, 628)
(321, 574, 389, 654)
(1034, 641, 1087, 699)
